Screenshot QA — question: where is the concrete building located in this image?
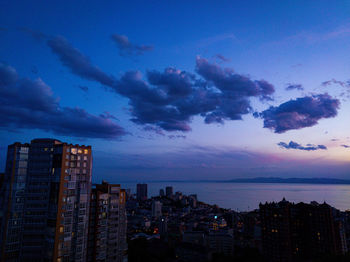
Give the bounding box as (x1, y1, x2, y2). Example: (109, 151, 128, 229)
(0, 142, 29, 262)
(260, 199, 348, 262)
(207, 229, 234, 256)
(87, 181, 127, 262)
(165, 186, 173, 198)
(152, 200, 162, 218)
(159, 189, 165, 197)
(136, 184, 147, 201)
(0, 139, 92, 262)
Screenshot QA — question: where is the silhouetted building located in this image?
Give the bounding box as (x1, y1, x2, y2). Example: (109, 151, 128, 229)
(136, 184, 147, 201)
(159, 217, 168, 236)
(260, 199, 347, 262)
(87, 181, 127, 262)
(207, 229, 234, 256)
(0, 139, 92, 262)
(159, 189, 165, 197)
(152, 200, 162, 218)
(0, 173, 4, 191)
(165, 186, 173, 197)
(0, 142, 29, 262)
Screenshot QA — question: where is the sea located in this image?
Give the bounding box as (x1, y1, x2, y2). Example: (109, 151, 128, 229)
(122, 182, 350, 212)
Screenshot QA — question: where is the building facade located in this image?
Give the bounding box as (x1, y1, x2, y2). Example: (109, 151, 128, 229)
(260, 199, 348, 262)
(136, 184, 147, 201)
(87, 181, 127, 262)
(0, 139, 92, 262)
(0, 142, 29, 262)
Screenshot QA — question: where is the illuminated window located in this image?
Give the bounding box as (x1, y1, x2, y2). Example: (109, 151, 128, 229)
(84, 149, 88, 154)
(78, 149, 82, 154)
(71, 148, 77, 154)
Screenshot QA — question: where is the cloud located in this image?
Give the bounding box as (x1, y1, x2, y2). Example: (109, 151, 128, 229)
(43, 36, 279, 133)
(285, 84, 304, 91)
(195, 56, 274, 101)
(168, 134, 186, 139)
(111, 34, 153, 56)
(278, 141, 327, 151)
(321, 78, 350, 88)
(215, 54, 231, 63)
(47, 36, 116, 87)
(341, 145, 350, 148)
(111, 57, 276, 131)
(78, 85, 89, 93)
(18, 27, 47, 41)
(257, 94, 340, 133)
(0, 63, 125, 139)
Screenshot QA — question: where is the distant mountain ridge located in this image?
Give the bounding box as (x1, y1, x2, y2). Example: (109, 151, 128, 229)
(142, 177, 350, 184)
(224, 177, 350, 185)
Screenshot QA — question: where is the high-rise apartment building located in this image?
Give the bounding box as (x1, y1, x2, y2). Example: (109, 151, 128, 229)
(87, 181, 127, 262)
(165, 186, 173, 198)
(136, 184, 147, 201)
(0, 139, 92, 262)
(260, 199, 348, 262)
(152, 200, 162, 218)
(0, 142, 29, 262)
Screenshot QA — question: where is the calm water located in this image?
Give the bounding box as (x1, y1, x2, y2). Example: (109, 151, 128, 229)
(122, 182, 350, 211)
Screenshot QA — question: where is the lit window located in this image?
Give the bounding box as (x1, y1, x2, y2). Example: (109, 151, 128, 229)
(78, 149, 82, 154)
(71, 148, 77, 154)
(84, 149, 88, 154)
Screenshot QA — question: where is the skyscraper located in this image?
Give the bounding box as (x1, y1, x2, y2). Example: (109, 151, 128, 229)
(87, 181, 127, 262)
(165, 186, 173, 198)
(260, 199, 348, 262)
(0, 142, 29, 262)
(152, 200, 162, 218)
(136, 184, 147, 201)
(0, 139, 92, 262)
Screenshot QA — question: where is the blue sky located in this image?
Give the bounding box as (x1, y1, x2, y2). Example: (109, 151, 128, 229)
(0, 1, 349, 182)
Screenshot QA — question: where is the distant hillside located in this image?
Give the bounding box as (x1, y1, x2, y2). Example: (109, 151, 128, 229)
(225, 177, 350, 185)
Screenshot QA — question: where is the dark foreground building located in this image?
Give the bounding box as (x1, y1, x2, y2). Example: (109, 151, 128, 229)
(0, 139, 92, 262)
(87, 181, 127, 262)
(260, 198, 348, 262)
(136, 183, 147, 201)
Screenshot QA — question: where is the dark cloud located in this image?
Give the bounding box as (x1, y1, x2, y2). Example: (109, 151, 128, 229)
(78, 85, 89, 93)
(321, 78, 350, 88)
(168, 135, 186, 139)
(0, 63, 125, 139)
(147, 68, 195, 97)
(257, 94, 340, 133)
(42, 36, 279, 133)
(47, 36, 116, 87)
(111, 57, 276, 131)
(18, 27, 47, 41)
(285, 84, 304, 91)
(341, 145, 350, 148)
(278, 141, 327, 151)
(143, 125, 165, 136)
(215, 54, 230, 63)
(111, 34, 153, 57)
(195, 56, 274, 100)
(47, 40, 277, 132)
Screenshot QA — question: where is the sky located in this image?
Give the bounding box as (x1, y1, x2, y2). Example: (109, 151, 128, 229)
(0, 0, 349, 182)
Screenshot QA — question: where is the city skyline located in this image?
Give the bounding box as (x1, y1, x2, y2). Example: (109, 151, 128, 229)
(0, 1, 350, 181)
